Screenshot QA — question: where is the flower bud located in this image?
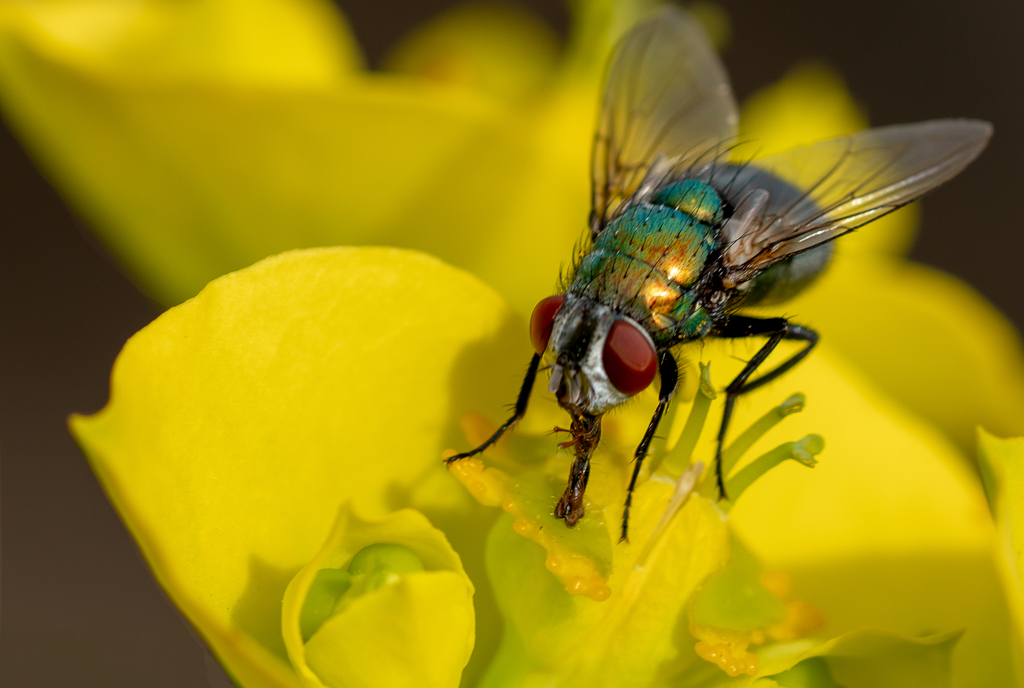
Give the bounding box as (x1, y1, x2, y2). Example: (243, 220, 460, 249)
(282, 506, 474, 688)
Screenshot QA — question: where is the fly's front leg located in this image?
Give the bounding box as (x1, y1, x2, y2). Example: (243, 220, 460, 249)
(712, 316, 818, 498)
(620, 352, 679, 543)
(445, 353, 541, 465)
(554, 412, 602, 527)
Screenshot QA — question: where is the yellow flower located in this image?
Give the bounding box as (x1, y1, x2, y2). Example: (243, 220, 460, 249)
(2, 0, 1022, 686)
(71, 246, 1007, 687)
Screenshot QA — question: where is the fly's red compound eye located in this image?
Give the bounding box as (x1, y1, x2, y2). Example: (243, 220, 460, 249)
(602, 319, 657, 396)
(530, 295, 565, 353)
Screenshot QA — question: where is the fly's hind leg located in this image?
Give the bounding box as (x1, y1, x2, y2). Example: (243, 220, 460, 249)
(445, 353, 541, 465)
(619, 352, 679, 543)
(712, 316, 818, 499)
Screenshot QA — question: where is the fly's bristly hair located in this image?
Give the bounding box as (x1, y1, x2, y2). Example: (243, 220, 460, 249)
(668, 137, 745, 188)
(557, 227, 596, 293)
(716, 145, 764, 201)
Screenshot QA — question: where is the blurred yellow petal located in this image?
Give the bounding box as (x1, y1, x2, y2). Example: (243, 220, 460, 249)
(718, 343, 1011, 686)
(282, 506, 474, 688)
(738, 61, 917, 258)
(759, 629, 960, 688)
(70, 247, 526, 687)
(739, 62, 866, 157)
(0, 7, 594, 310)
(0, 0, 602, 309)
(977, 429, 1024, 682)
(385, 2, 560, 102)
(778, 255, 1024, 450)
(0, 0, 360, 83)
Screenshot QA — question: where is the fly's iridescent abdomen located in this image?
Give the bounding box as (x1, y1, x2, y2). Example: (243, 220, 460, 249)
(568, 180, 723, 345)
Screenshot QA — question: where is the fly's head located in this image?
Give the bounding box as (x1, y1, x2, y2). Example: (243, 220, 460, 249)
(530, 294, 659, 415)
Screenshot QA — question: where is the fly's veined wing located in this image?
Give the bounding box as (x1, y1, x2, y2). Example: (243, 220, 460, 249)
(712, 119, 992, 287)
(590, 7, 738, 237)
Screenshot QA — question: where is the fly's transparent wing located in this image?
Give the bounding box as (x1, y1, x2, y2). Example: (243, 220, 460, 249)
(591, 7, 738, 237)
(713, 119, 992, 286)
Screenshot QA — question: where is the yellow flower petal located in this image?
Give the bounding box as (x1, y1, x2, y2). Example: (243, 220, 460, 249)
(978, 429, 1024, 682)
(777, 255, 1024, 450)
(385, 2, 560, 102)
(716, 343, 1010, 686)
(759, 628, 960, 688)
(738, 61, 917, 258)
(281, 505, 474, 688)
(0, 0, 597, 309)
(70, 247, 526, 687)
(739, 62, 867, 156)
(0, 30, 594, 310)
(0, 0, 360, 83)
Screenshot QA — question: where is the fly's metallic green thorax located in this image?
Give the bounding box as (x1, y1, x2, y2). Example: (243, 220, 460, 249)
(568, 179, 723, 344)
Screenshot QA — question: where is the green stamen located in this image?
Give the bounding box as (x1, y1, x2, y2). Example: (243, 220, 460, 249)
(660, 362, 717, 476)
(723, 434, 825, 510)
(721, 393, 806, 479)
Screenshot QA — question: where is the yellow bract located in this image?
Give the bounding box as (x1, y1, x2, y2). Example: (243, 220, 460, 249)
(718, 341, 1012, 686)
(70, 248, 525, 687)
(786, 257, 1024, 450)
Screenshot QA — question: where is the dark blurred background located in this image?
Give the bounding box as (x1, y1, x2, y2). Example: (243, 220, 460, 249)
(2, 1, 1021, 685)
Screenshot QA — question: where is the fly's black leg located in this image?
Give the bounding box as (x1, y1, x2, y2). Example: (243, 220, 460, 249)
(620, 351, 679, 543)
(445, 353, 541, 465)
(712, 316, 818, 498)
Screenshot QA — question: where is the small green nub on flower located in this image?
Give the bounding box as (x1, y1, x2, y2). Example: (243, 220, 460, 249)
(300, 568, 352, 642)
(299, 543, 426, 641)
(347, 542, 426, 578)
(282, 505, 474, 688)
